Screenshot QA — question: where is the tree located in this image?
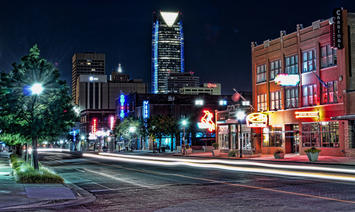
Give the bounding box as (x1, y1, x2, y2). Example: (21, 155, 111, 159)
(0, 45, 77, 169)
(147, 115, 177, 152)
(115, 117, 141, 151)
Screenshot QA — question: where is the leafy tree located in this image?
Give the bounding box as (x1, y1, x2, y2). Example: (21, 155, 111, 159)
(147, 115, 177, 152)
(115, 117, 141, 150)
(0, 45, 77, 169)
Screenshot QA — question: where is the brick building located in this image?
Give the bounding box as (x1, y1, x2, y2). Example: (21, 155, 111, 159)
(251, 9, 355, 157)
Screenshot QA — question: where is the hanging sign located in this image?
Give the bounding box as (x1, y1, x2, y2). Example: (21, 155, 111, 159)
(246, 113, 268, 128)
(197, 110, 216, 132)
(274, 74, 300, 86)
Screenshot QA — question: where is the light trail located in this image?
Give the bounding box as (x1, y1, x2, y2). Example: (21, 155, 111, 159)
(84, 153, 355, 182)
(99, 152, 355, 175)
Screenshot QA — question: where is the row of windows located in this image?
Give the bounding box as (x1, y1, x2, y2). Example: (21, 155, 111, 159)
(256, 45, 337, 83)
(257, 81, 338, 111)
(263, 122, 339, 148)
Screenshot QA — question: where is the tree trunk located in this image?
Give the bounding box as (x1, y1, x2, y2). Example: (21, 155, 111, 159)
(171, 134, 174, 151)
(32, 137, 39, 170)
(159, 136, 162, 153)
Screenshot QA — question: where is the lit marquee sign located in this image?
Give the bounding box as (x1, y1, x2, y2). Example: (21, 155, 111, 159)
(246, 113, 268, 128)
(274, 74, 300, 86)
(295, 111, 319, 119)
(120, 94, 126, 119)
(92, 118, 97, 134)
(142, 100, 150, 119)
(197, 110, 216, 132)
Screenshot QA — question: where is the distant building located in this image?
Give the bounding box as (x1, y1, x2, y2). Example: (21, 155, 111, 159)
(180, 83, 221, 95)
(167, 72, 199, 94)
(77, 66, 147, 145)
(152, 11, 184, 94)
(72, 53, 105, 104)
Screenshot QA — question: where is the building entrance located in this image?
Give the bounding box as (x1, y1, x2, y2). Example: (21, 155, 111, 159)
(285, 124, 299, 153)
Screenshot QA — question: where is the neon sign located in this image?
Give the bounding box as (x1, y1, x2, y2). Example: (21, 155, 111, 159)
(197, 110, 216, 132)
(143, 100, 149, 119)
(109, 116, 115, 130)
(120, 94, 125, 119)
(92, 118, 97, 134)
(274, 74, 300, 86)
(246, 113, 268, 128)
(295, 111, 319, 119)
(207, 83, 217, 88)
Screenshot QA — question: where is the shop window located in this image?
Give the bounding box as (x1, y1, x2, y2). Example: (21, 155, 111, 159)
(320, 45, 337, 68)
(322, 81, 338, 104)
(285, 87, 299, 109)
(256, 64, 266, 83)
(351, 121, 355, 148)
(270, 91, 281, 110)
(263, 128, 282, 147)
(285, 55, 298, 74)
(302, 84, 317, 106)
(270, 60, 281, 80)
(302, 49, 316, 73)
(302, 122, 339, 148)
(257, 94, 267, 111)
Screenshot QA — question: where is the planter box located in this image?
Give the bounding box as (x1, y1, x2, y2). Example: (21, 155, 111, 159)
(186, 149, 192, 154)
(212, 149, 220, 157)
(274, 152, 285, 159)
(306, 152, 319, 162)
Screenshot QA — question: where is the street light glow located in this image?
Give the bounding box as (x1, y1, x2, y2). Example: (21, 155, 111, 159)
(129, 126, 136, 133)
(236, 110, 246, 120)
(30, 83, 44, 95)
(181, 119, 188, 126)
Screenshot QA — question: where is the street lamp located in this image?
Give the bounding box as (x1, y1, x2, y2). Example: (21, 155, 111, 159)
(30, 83, 44, 95)
(181, 118, 188, 155)
(236, 110, 246, 158)
(129, 126, 136, 133)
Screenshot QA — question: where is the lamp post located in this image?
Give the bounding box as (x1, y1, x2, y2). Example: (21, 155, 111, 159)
(129, 126, 136, 151)
(236, 110, 246, 158)
(181, 119, 188, 155)
(29, 82, 44, 170)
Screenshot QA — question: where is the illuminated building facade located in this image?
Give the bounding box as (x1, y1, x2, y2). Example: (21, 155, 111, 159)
(72, 53, 105, 105)
(251, 9, 355, 156)
(152, 11, 184, 94)
(167, 72, 199, 94)
(180, 83, 222, 95)
(120, 93, 232, 150)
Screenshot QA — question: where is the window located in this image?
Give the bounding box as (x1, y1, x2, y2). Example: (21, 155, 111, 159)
(320, 45, 337, 68)
(302, 122, 339, 148)
(256, 64, 266, 83)
(285, 55, 298, 74)
(285, 87, 299, 109)
(263, 127, 282, 147)
(302, 84, 317, 106)
(302, 50, 316, 73)
(270, 91, 281, 110)
(257, 94, 267, 111)
(322, 81, 338, 104)
(270, 60, 281, 80)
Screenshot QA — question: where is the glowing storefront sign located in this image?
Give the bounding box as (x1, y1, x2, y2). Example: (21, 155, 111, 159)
(246, 113, 268, 128)
(120, 94, 126, 119)
(109, 116, 115, 130)
(274, 74, 300, 86)
(143, 100, 149, 119)
(207, 83, 217, 88)
(197, 110, 216, 132)
(295, 111, 319, 119)
(92, 118, 97, 134)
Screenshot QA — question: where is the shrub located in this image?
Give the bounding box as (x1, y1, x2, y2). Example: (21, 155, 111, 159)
(10, 154, 64, 184)
(274, 149, 284, 159)
(228, 150, 237, 157)
(212, 143, 219, 150)
(304, 147, 321, 153)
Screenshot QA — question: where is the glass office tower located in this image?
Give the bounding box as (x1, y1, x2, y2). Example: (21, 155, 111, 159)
(152, 11, 184, 94)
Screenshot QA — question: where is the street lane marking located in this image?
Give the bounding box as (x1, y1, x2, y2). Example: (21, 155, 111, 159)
(99, 152, 355, 174)
(84, 158, 355, 205)
(82, 168, 154, 189)
(83, 153, 355, 182)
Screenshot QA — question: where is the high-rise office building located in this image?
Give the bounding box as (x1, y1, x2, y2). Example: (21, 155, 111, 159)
(152, 11, 184, 94)
(167, 72, 199, 94)
(72, 53, 105, 104)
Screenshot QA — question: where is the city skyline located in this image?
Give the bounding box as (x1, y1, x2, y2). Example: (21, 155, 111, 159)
(0, 0, 354, 95)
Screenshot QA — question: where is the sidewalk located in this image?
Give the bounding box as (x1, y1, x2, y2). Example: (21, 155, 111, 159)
(0, 152, 95, 210)
(186, 151, 355, 166)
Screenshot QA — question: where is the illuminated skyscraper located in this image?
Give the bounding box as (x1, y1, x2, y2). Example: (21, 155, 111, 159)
(152, 11, 184, 94)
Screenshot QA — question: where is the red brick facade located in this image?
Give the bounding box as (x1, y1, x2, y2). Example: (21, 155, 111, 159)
(251, 9, 355, 157)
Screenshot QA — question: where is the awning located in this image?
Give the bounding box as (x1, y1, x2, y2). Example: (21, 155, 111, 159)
(331, 115, 355, 120)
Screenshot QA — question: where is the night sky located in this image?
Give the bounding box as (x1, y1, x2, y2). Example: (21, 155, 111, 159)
(0, 0, 353, 94)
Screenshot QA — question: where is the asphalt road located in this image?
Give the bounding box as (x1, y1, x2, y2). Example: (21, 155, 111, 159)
(39, 152, 355, 212)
